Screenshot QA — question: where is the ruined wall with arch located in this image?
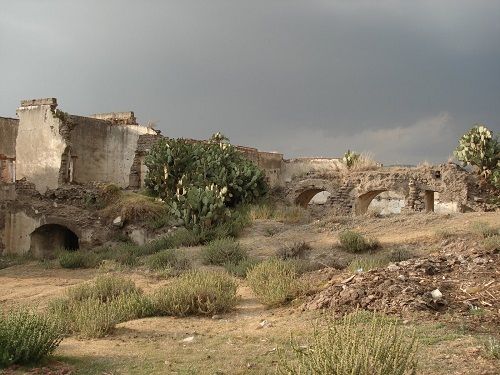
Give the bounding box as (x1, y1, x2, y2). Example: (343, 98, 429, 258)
(285, 164, 471, 216)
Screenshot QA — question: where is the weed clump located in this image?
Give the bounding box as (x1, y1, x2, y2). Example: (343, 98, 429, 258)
(58, 251, 98, 269)
(48, 275, 150, 338)
(67, 275, 139, 302)
(224, 258, 260, 278)
(201, 238, 248, 265)
(277, 310, 417, 375)
(471, 221, 498, 238)
(483, 235, 500, 251)
(153, 270, 238, 316)
(247, 258, 299, 307)
(145, 249, 190, 273)
(338, 230, 380, 253)
(0, 308, 63, 367)
(276, 241, 311, 260)
(348, 254, 390, 273)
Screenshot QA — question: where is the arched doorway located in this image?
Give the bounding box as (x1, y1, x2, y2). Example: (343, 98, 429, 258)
(30, 224, 79, 258)
(295, 188, 328, 208)
(355, 190, 405, 215)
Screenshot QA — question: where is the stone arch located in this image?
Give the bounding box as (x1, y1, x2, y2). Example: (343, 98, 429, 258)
(30, 223, 79, 258)
(288, 179, 334, 208)
(353, 185, 408, 215)
(295, 188, 329, 207)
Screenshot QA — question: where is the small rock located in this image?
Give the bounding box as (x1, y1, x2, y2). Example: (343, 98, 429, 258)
(387, 264, 400, 272)
(430, 289, 443, 300)
(180, 336, 195, 343)
(112, 216, 124, 227)
(257, 319, 272, 329)
(212, 314, 222, 320)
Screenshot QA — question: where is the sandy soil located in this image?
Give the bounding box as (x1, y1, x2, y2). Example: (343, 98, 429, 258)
(0, 211, 498, 374)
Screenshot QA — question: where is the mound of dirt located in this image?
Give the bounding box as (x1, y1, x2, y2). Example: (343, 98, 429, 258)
(302, 239, 499, 324)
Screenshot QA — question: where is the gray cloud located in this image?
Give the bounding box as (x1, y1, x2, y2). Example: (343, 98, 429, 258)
(1, 0, 499, 163)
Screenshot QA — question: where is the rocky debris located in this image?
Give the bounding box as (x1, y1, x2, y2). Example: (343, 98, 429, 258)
(112, 216, 124, 227)
(302, 240, 499, 321)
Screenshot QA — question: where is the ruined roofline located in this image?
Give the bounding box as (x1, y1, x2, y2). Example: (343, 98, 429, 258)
(89, 112, 137, 125)
(0, 116, 19, 122)
(285, 157, 342, 162)
(19, 98, 57, 108)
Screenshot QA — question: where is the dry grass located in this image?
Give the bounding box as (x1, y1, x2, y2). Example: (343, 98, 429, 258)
(342, 152, 381, 172)
(250, 204, 310, 224)
(100, 191, 168, 223)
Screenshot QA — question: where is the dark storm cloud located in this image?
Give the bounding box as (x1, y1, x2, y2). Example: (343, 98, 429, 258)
(1, 0, 499, 163)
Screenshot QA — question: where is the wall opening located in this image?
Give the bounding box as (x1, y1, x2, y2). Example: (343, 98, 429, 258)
(30, 224, 79, 258)
(424, 190, 435, 212)
(295, 188, 327, 208)
(432, 192, 459, 213)
(356, 189, 405, 215)
(308, 191, 331, 205)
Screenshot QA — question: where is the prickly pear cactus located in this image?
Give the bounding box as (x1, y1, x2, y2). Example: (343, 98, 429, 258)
(144, 133, 267, 229)
(454, 125, 499, 183)
(342, 150, 360, 169)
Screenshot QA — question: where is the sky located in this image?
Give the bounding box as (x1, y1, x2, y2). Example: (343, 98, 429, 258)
(1, 1, 499, 164)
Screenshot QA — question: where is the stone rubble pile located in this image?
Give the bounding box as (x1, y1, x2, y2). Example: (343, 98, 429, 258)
(302, 241, 499, 320)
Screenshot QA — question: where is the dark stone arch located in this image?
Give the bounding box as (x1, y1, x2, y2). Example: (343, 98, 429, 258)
(30, 224, 79, 258)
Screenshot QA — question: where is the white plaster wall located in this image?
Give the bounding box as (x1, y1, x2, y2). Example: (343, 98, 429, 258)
(434, 192, 459, 214)
(4, 211, 40, 255)
(15, 106, 66, 193)
(70, 120, 156, 187)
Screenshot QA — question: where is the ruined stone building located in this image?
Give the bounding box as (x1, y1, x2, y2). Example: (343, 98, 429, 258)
(0, 97, 493, 258)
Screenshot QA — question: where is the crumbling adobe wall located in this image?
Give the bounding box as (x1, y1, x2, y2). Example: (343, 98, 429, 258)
(129, 133, 163, 188)
(281, 158, 343, 183)
(0, 117, 18, 185)
(285, 164, 473, 215)
(14, 98, 158, 192)
(15, 99, 67, 193)
(68, 115, 157, 187)
(0, 181, 111, 257)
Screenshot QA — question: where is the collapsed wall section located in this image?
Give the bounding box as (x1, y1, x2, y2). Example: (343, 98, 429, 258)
(0, 117, 19, 185)
(68, 115, 157, 187)
(15, 98, 66, 193)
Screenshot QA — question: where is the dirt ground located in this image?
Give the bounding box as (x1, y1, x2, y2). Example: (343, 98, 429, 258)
(0, 211, 499, 374)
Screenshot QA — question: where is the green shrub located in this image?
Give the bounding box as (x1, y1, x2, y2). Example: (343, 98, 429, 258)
(483, 235, 500, 251)
(201, 238, 248, 265)
(388, 247, 415, 262)
(483, 336, 500, 359)
(246, 258, 299, 307)
(58, 251, 98, 269)
(277, 310, 418, 375)
(110, 292, 156, 322)
(153, 270, 238, 316)
(276, 241, 311, 260)
(140, 228, 203, 256)
(224, 258, 260, 278)
(67, 275, 140, 303)
(65, 298, 120, 338)
(0, 308, 63, 367)
(48, 276, 151, 339)
(339, 231, 380, 253)
(471, 221, 498, 238)
(348, 254, 391, 273)
(145, 249, 190, 272)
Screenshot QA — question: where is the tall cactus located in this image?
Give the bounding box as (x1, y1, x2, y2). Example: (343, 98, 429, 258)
(454, 125, 499, 185)
(144, 133, 268, 229)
